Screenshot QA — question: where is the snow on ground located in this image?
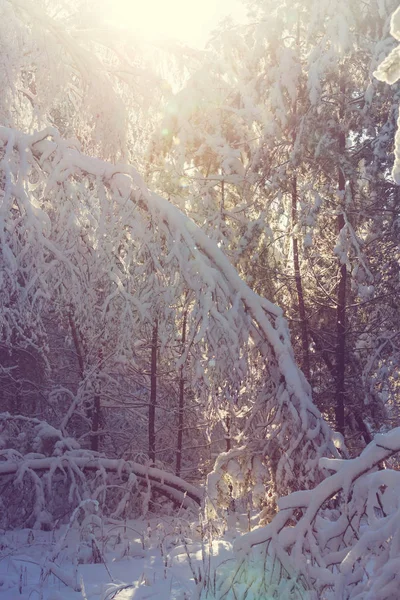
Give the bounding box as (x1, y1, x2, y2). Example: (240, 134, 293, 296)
(0, 513, 239, 600)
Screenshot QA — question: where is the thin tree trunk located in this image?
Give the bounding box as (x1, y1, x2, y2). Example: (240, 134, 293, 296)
(290, 16, 310, 382)
(336, 222, 346, 435)
(69, 308, 101, 447)
(291, 175, 311, 380)
(91, 347, 102, 452)
(310, 330, 370, 445)
(91, 394, 100, 451)
(225, 415, 231, 451)
(219, 176, 233, 450)
(68, 309, 84, 379)
(335, 76, 347, 435)
(149, 321, 158, 464)
(175, 309, 187, 477)
(219, 176, 233, 452)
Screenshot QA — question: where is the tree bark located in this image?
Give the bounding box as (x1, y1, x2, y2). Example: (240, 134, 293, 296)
(91, 394, 101, 451)
(175, 310, 187, 477)
(290, 18, 310, 382)
(69, 308, 102, 449)
(149, 321, 158, 464)
(91, 348, 102, 452)
(335, 76, 347, 435)
(68, 309, 84, 379)
(225, 415, 231, 451)
(291, 175, 311, 381)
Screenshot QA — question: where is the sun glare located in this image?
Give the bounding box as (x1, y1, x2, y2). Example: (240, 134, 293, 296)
(102, 0, 245, 48)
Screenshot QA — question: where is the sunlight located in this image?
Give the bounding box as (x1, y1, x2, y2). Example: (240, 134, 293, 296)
(102, 0, 245, 47)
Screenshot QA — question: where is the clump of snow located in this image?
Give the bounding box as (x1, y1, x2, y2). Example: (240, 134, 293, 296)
(374, 7, 400, 183)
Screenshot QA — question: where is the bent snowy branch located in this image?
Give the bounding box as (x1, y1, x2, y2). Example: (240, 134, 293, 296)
(233, 428, 400, 599)
(0, 455, 202, 505)
(0, 125, 338, 510)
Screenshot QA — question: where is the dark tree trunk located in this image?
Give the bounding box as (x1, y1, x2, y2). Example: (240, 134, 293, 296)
(225, 415, 231, 451)
(69, 308, 102, 449)
(149, 321, 158, 464)
(335, 76, 347, 436)
(175, 310, 187, 477)
(91, 348, 102, 452)
(335, 228, 346, 436)
(91, 394, 101, 451)
(290, 19, 310, 383)
(291, 175, 311, 381)
(68, 309, 84, 379)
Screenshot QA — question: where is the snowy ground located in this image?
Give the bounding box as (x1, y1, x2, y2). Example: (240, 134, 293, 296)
(0, 513, 238, 600)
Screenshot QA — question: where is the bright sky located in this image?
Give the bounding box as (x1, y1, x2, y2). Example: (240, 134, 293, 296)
(104, 0, 246, 48)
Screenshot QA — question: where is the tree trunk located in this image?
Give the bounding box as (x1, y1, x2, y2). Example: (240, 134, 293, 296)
(290, 18, 310, 382)
(310, 330, 370, 446)
(225, 414, 232, 451)
(291, 175, 311, 381)
(175, 310, 187, 477)
(91, 348, 102, 452)
(69, 308, 102, 449)
(91, 395, 101, 451)
(335, 76, 347, 435)
(68, 309, 84, 379)
(149, 321, 158, 464)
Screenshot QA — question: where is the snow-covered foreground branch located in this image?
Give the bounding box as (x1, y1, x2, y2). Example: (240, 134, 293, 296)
(211, 428, 400, 599)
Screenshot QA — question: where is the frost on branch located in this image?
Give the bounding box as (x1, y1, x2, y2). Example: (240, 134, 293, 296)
(0, 125, 338, 520)
(218, 429, 400, 600)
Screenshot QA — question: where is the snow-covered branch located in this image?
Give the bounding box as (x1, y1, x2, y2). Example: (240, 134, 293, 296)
(231, 428, 400, 599)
